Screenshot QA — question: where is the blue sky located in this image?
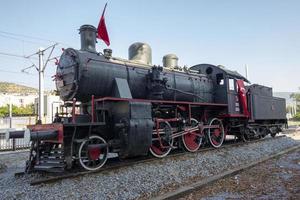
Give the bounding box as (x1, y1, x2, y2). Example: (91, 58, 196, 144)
(0, 0, 299, 91)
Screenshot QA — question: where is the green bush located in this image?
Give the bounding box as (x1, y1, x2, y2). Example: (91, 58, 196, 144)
(293, 113, 300, 121)
(0, 104, 35, 117)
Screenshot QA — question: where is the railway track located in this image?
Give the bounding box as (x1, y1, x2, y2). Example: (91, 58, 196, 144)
(152, 142, 300, 200)
(15, 135, 286, 186)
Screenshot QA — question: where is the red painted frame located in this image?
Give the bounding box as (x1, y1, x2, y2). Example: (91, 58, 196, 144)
(27, 123, 64, 143)
(94, 96, 228, 107)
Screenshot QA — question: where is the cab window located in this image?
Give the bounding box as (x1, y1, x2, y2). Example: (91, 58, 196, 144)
(229, 78, 235, 91)
(216, 73, 224, 85)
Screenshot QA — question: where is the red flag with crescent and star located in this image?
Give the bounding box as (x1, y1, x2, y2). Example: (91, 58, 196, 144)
(97, 3, 110, 46)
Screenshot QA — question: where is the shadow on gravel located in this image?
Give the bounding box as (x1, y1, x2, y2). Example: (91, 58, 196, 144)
(0, 163, 7, 173)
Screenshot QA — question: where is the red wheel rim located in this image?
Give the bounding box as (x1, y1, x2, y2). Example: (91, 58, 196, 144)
(211, 138, 219, 145)
(150, 139, 173, 157)
(183, 132, 201, 151)
(88, 148, 101, 161)
(213, 129, 220, 137)
(211, 129, 222, 145)
(150, 144, 167, 155)
(208, 118, 225, 148)
(150, 121, 173, 158)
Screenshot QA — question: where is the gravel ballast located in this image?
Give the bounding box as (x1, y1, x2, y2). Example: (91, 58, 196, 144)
(0, 134, 299, 200)
(179, 149, 300, 200)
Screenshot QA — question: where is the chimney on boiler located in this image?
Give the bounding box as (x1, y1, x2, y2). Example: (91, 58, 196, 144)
(79, 25, 97, 53)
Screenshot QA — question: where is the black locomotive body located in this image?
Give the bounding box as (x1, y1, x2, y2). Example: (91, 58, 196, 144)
(6, 25, 287, 172)
(56, 47, 213, 103)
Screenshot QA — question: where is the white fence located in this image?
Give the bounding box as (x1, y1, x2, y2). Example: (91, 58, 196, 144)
(0, 132, 30, 151)
(0, 116, 36, 129)
(0, 117, 35, 151)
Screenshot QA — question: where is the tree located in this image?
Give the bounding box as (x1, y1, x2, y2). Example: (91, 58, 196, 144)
(290, 90, 300, 112)
(290, 93, 300, 101)
(293, 113, 300, 121)
(290, 87, 300, 120)
(0, 104, 35, 117)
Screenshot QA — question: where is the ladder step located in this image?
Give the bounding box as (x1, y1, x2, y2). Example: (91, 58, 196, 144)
(41, 152, 64, 157)
(39, 158, 65, 164)
(34, 165, 65, 173)
(34, 162, 65, 169)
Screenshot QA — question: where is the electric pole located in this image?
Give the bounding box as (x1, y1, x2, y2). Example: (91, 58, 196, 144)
(37, 48, 44, 124)
(9, 97, 12, 128)
(23, 43, 58, 124)
(245, 65, 249, 80)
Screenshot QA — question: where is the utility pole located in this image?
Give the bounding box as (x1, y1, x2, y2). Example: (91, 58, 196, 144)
(23, 43, 58, 124)
(245, 65, 249, 80)
(9, 97, 12, 128)
(8, 97, 15, 150)
(37, 48, 44, 124)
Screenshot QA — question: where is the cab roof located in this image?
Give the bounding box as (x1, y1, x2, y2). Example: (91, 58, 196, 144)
(190, 64, 250, 83)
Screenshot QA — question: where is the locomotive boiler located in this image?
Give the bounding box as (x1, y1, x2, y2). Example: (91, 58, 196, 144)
(56, 25, 213, 103)
(6, 24, 287, 173)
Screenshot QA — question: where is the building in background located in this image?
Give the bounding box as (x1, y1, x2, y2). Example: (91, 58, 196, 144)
(0, 93, 37, 107)
(0, 82, 38, 107)
(34, 95, 63, 124)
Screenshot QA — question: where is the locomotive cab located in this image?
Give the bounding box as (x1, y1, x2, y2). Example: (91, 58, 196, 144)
(189, 64, 250, 116)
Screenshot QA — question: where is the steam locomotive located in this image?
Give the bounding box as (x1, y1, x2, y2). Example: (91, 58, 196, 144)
(6, 25, 287, 172)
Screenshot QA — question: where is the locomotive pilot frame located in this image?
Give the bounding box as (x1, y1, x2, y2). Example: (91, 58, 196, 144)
(6, 24, 287, 172)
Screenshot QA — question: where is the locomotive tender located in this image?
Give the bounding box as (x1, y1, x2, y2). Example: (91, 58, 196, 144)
(6, 25, 287, 172)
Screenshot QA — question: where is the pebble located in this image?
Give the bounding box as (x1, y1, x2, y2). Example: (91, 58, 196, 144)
(0, 136, 299, 200)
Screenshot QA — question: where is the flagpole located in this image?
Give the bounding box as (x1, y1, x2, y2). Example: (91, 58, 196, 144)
(97, 2, 110, 46)
(101, 3, 108, 17)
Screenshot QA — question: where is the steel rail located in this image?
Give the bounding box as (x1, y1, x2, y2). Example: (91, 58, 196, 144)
(16, 135, 286, 186)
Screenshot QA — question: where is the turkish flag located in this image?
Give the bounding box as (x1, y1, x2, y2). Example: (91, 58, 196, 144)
(97, 3, 110, 46)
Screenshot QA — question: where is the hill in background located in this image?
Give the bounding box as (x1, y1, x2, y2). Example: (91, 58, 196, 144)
(0, 82, 38, 94)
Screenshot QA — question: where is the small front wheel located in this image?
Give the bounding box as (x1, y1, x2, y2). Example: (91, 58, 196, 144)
(78, 135, 108, 171)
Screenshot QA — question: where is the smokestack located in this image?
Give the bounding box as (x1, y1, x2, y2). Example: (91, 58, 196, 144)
(79, 25, 97, 53)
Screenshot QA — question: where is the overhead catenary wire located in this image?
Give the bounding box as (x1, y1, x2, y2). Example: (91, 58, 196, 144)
(21, 64, 36, 73)
(0, 68, 34, 75)
(0, 32, 66, 63)
(0, 29, 68, 68)
(0, 29, 71, 47)
(0, 79, 55, 90)
(0, 30, 62, 95)
(0, 51, 33, 59)
(0, 68, 54, 78)
(43, 45, 56, 71)
(19, 43, 60, 123)
(0, 33, 49, 46)
(25, 43, 58, 58)
(0, 51, 59, 64)
(0, 29, 69, 65)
